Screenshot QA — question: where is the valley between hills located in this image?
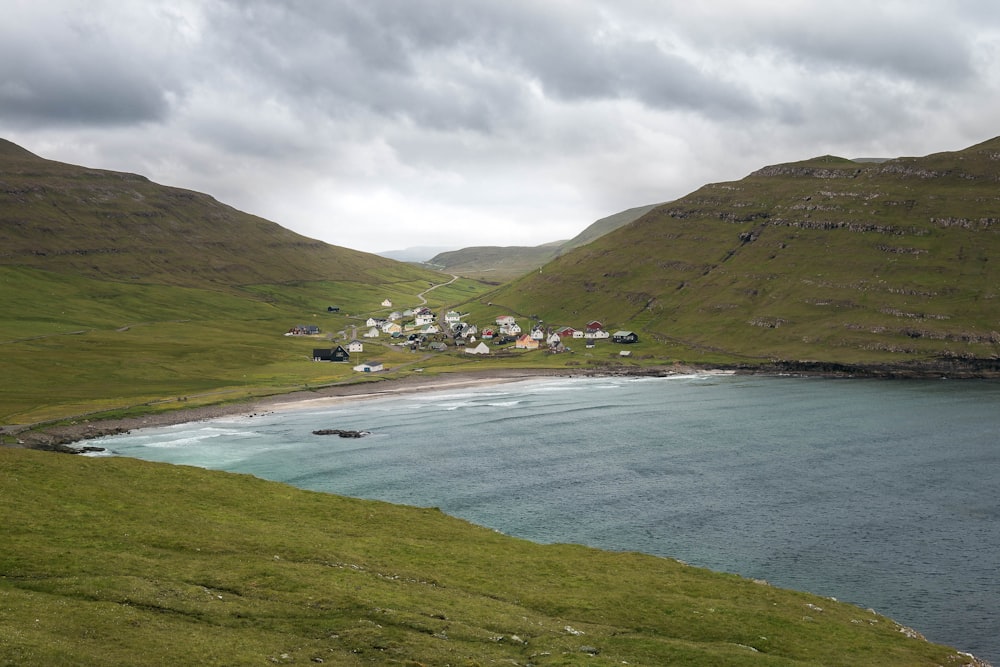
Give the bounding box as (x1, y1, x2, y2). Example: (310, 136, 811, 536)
(4, 135, 1000, 434)
(2, 136, 997, 666)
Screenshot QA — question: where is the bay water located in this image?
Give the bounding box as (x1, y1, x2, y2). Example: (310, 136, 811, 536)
(92, 374, 1000, 662)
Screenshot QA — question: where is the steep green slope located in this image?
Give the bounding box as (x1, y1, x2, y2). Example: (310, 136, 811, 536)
(480, 138, 1000, 370)
(1, 448, 981, 666)
(559, 203, 659, 250)
(0, 138, 437, 288)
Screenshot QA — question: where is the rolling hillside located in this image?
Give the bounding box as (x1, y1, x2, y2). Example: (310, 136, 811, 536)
(0, 139, 480, 425)
(427, 204, 658, 280)
(0, 138, 436, 288)
(478, 137, 1000, 371)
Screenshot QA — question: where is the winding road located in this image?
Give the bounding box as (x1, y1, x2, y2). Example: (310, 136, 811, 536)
(415, 273, 459, 305)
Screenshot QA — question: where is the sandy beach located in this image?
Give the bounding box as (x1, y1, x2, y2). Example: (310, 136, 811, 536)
(4, 368, 642, 452)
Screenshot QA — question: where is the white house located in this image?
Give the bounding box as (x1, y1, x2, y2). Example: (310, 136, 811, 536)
(464, 342, 491, 355)
(547, 332, 562, 346)
(381, 298, 392, 307)
(414, 313, 435, 326)
(445, 311, 462, 324)
(530, 327, 546, 341)
(353, 361, 384, 373)
(584, 329, 610, 339)
(388, 311, 402, 321)
(347, 340, 364, 353)
(363, 327, 380, 338)
(419, 324, 440, 335)
(498, 320, 521, 335)
(366, 317, 386, 328)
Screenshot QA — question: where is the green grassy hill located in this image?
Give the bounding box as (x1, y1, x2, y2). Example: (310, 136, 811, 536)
(1, 447, 981, 666)
(0, 139, 496, 426)
(426, 205, 657, 281)
(476, 138, 1000, 372)
(426, 242, 565, 282)
(0, 139, 430, 288)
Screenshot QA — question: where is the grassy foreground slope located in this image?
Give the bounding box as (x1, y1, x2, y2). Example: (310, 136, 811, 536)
(1, 448, 981, 667)
(479, 138, 1000, 371)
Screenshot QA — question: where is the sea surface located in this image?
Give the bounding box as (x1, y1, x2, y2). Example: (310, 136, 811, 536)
(91, 374, 1000, 662)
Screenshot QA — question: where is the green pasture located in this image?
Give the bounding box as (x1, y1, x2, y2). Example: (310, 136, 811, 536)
(0, 268, 497, 425)
(0, 448, 973, 666)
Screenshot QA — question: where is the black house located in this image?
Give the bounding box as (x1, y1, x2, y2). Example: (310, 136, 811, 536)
(612, 331, 639, 344)
(313, 345, 351, 362)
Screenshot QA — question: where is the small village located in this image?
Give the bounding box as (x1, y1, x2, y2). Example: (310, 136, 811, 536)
(295, 297, 639, 373)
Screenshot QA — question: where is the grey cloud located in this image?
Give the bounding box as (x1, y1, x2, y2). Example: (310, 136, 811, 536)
(202, 1, 520, 134)
(718, 3, 981, 86)
(0, 69, 171, 129)
(0, 7, 183, 128)
(203, 0, 756, 134)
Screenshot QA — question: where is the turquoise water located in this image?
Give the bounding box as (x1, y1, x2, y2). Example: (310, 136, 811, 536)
(92, 374, 1000, 661)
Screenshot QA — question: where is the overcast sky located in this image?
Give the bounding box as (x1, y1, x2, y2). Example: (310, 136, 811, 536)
(3, 1, 999, 254)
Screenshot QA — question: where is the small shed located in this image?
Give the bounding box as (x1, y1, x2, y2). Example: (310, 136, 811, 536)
(353, 361, 384, 373)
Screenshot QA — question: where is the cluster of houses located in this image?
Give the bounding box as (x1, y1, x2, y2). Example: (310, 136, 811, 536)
(363, 306, 443, 338)
(464, 318, 638, 355)
(308, 296, 640, 372)
(286, 324, 321, 336)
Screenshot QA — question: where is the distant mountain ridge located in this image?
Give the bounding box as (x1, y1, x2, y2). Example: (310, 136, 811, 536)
(478, 137, 1000, 369)
(0, 138, 439, 289)
(426, 203, 659, 280)
(376, 246, 454, 263)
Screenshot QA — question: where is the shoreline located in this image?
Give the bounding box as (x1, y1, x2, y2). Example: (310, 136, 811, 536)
(6, 356, 1000, 453)
(4, 367, 658, 452)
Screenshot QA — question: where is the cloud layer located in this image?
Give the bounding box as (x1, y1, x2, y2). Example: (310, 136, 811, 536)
(3, 1, 999, 253)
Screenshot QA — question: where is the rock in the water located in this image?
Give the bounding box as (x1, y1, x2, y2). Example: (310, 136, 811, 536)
(312, 429, 369, 438)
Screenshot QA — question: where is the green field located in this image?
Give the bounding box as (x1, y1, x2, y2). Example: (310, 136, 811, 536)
(1, 448, 975, 666)
(0, 266, 500, 426)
